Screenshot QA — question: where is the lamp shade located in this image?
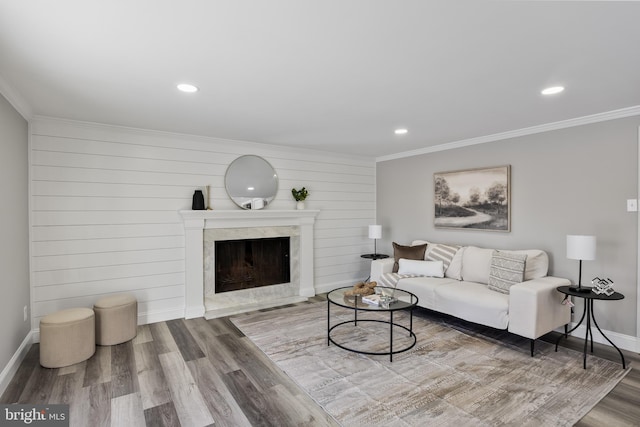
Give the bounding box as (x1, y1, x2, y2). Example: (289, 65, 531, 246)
(566, 235, 596, 261)
(368, 225, 382, 239)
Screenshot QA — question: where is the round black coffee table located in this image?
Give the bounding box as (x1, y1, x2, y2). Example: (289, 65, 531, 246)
(327, 286, 418, 362)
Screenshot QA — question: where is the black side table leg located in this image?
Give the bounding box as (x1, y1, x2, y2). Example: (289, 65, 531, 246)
(591, 305, 627, 369)
(556, 298, 587, 351)
(583, 301, 591, 369)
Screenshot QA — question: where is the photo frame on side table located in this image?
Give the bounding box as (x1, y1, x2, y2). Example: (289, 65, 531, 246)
(434, 165, 510, 232)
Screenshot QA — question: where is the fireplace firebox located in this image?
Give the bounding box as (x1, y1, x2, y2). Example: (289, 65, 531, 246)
(215, 237, 290, 293)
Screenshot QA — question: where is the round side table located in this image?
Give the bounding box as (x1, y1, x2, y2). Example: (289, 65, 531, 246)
(554, 285, 625, 369)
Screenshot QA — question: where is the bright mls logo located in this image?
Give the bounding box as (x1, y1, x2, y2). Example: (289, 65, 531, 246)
(1, 404, 69, 426)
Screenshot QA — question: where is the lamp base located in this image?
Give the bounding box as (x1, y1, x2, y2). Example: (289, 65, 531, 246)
(569, 286, 592, 293)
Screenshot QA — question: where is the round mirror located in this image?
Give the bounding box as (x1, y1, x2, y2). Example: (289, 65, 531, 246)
(225, 155, 278, 209)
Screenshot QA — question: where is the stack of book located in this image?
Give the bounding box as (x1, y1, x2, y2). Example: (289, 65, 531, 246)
(362, 295, 382, 305)
(362, 294, 397, 307)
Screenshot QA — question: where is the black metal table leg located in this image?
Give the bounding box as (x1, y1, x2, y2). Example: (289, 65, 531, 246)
(583, 300, 591, 369)
(327, 297, 330, 346)
(389, 310, 394, 362)
(591, 303, 627, 369)
(555, 298, 587, 351)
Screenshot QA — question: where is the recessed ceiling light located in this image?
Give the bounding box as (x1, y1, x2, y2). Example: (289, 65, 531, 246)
(177, 83, 198, 93)
(541, 86, 564, 95)
(394, 128, 408, 135)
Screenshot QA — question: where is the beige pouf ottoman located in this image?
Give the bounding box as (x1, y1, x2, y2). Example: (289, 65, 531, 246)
(40, 308, 95, 368)
(94, 293, 138, 345)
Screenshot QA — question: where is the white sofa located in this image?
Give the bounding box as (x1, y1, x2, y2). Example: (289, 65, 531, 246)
(370, 242, 572, 355)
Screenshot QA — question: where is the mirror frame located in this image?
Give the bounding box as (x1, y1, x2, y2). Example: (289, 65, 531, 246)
(224, 155, 279, 210)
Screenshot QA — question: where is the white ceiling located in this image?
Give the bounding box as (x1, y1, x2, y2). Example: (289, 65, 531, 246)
(1, 1, 639, 158)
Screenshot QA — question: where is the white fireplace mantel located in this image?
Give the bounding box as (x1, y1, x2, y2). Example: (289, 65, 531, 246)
(179, 209, 320, 318)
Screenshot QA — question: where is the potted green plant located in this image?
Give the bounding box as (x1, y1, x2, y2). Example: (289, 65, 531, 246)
(291, 187, 309, 210)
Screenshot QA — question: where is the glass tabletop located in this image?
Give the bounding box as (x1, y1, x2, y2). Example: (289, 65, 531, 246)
(327, 286, 418, 311)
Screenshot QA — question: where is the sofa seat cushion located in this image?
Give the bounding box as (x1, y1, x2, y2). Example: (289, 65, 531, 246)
(394, 277, 459, 311)
(434, 281, 509, 330)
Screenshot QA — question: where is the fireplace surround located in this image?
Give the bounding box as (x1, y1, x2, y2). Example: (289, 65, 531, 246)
(180, 209, 319, 319)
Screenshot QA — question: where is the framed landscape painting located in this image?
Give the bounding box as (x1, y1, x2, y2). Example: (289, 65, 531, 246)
(434, 165, 510, 231)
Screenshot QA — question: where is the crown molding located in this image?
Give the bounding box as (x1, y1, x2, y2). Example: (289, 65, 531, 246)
(0, 74, 32, 120)
(376, 105, 640, 163)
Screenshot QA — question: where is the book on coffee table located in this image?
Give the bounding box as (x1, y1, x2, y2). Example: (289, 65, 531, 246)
(362, 295, 382, 305)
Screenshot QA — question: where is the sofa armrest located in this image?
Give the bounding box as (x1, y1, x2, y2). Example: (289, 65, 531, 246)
(508, 276, 572, 340)
(370, 258, 394, 282)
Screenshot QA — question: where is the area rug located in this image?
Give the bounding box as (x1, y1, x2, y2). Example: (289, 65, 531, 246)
(230, 301, 630, 427)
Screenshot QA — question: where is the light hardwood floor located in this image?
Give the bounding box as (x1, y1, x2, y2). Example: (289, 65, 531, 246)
(2, 295, 639, 426)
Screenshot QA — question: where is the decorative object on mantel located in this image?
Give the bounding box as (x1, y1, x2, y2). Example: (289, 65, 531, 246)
(205, 185, 212, 210)
(566, 234, 596, 293)
(291, 187, 309, 210)
(192, 189, 205, 210)
(592, 277, 615, 296)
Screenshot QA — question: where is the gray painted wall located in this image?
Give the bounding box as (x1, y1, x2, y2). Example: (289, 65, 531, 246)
(0, 93, 30, 371)
(377, 116, 640, 336)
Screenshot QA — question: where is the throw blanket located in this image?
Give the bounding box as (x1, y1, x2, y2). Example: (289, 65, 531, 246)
(378, 272, 423, 288)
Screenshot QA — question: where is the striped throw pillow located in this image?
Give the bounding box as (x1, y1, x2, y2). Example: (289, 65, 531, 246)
(426, 243, 460, 270)
(487, 250, 528, 294)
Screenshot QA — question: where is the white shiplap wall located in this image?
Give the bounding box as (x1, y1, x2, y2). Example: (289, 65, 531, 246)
(30, 117, 376, 326)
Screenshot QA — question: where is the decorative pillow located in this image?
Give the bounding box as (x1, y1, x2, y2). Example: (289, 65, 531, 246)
(425, 243, 460, 270)
(504, 249, 548, 280)
(445, 246, 465, 280)
(487, 250, 528, 294)
(392, 242, 428, 273)
(398, 259, 444, 277)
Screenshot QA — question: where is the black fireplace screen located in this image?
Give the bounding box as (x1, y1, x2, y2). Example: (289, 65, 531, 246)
(215, 237, 290, 293)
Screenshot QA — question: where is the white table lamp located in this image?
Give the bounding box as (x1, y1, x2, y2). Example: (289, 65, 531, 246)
(369, 225, 382, 255)
(566, 235, 596, 293)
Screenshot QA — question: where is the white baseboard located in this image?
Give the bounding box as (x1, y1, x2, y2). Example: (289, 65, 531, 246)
(184, 305, 205, 320)
(564, 323, 638, 354)
(0, 331, 35, 399)
(140, 308, 186, 324)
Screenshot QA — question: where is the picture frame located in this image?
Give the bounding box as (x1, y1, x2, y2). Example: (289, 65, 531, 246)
(434, 165, 510, 232)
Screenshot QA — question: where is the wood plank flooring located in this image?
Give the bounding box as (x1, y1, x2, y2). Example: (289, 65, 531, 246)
(2, 295, 639, 426)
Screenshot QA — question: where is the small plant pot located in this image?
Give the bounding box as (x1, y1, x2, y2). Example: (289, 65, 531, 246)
(296, 201, 305, 210)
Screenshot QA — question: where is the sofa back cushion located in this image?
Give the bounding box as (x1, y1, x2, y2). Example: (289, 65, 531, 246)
(504, 249, 548, 280)
(461, 246, 494, 284)
(461, 246, 549, 284)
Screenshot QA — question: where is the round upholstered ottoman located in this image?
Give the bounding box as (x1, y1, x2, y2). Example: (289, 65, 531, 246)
(94, 294, 138, 345)
(40, 308, 95, 368)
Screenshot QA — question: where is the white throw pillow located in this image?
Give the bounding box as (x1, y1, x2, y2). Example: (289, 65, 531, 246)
(445, 246, 465, 280)
(398, 259, 444, 277)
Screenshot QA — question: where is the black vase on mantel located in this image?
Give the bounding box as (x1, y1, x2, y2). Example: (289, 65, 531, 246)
(192, 190, 205, 210)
